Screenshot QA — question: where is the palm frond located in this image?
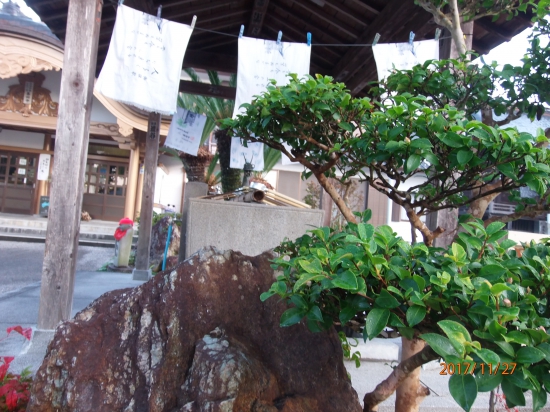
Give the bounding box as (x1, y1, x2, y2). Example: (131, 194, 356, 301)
(263, 146, 282, 173)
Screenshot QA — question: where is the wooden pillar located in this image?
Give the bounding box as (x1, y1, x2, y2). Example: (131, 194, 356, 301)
(133, 112, 160, 280)
(37, 0, 102, 330)
(124, 143, 140, 220)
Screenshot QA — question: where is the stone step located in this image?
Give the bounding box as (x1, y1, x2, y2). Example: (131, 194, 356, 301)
(0, 214, 138, 247)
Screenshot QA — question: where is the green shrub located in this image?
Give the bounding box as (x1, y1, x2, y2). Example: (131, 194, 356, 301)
(263, 211, 550, 410)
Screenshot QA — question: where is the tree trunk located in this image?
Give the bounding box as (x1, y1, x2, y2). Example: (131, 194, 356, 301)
(215, 129, 242, 193)
(395, 338, 431, 412)
(363, 345, 438, 411)
(315, 171, 357, 224)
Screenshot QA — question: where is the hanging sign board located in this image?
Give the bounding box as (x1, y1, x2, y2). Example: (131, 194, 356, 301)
(37, 154, 51, 181)
(164, 107, 207, 156)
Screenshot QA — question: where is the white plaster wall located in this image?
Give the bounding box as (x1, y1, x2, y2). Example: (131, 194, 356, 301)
(385, 175, 427, 243)
(0, 129, 44, 149)
(41, 70, 61, 101)
(154, 154, 184, 213)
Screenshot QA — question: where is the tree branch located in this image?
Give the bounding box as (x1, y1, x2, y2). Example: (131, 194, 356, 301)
(363, 345, 439, 412)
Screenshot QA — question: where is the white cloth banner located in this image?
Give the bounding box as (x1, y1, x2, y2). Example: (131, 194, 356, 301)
(281, 142, 294, 165)
(230, 137, 264, 171)
(164, 107, 207, 156)
(231, 36, 311, 168)
(372, 39, 439, 81)
(95, 5, 193, 115)
(37, 153, 51, 181)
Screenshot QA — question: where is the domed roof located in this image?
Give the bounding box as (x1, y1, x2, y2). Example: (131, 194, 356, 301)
(0, 1, 63, 49)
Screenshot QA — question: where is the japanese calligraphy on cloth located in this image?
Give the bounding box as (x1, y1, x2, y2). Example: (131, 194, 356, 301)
(230, 137, 264, 171)
(372, 39, 439, 81)
(95, 5, 193, 115)
(164, 107, 207, 156)
(231, 36, 311, 170)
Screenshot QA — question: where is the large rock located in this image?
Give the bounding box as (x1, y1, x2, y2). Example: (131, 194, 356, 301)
(28, 248, 361, 412)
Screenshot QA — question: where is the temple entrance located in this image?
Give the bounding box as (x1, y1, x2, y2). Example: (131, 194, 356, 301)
(0, 150, 38, 214)
(82, 160, 128, 221)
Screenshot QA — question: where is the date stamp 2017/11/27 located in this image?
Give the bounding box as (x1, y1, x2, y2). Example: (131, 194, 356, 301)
(440, 362, 517, 375)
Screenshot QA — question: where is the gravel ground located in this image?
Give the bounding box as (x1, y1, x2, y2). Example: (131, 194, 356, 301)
(0, 240, 116, 295)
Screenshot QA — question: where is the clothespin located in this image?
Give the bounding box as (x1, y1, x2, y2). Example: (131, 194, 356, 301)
(239, 25, 245, 38)
(307, 32, 311, 46)
(409, 31, 416, 56)
(191, 15, 197, 29)
(372, 33, 381, 46)
(277, 31, 282, 45)
(157, 5, 162, 18)
(435, 28, 441, 41)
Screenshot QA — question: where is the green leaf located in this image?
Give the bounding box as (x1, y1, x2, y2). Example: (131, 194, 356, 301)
(406, 305, 426, 327)
(474, 348, 500, 365)
(398, 327, 415, 340)
(298, 259, 323, 274)
(357, 223, 374, 241)
(497, 163, 518, 180)
(479, 265, 506, 282)
(339, 306, 357, 325)
(449, 374, 477, 412)
(365, 308, 390, 340)
(375, 289, 400, 309)
(486, 221, 506, 235)
(405, 154, 421, 173)
(438, 320, 472, 342)
(516, 347, 546, 364)
(494, 341, 515, 357)
(331, 270, 358, 290)
(533, 389, 547, 412)
(410, 138, 433, 149)
(421, 333, 460, 358)
(339, 122, 353, 132)
(501, 376, 526, 407)
(490, 283, 512, 295)
(457, 150, 474, 165)
(489, 320, 507, 338)
(536, 342, 550, 362)
(260, 291, 276, 301)
(307, 305, 324, 322)
(475, 370, 503, 392)
(280, 307, 306, 327)
(294, 273, 325, 292)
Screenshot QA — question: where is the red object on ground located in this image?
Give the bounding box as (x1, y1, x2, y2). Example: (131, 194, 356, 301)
(114, 217, 134, 241)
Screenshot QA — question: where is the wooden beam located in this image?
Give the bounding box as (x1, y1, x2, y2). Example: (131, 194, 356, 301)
(333, 0, 421, 83)
(321, 0, 368, 28)
(183, 49, 238, 73)
(163, 0, 239, 20)
(268, 4, 347, 46)
(248, 0, 270, 37)
(289, 0, 360, 39)
(344, 0, 381, 15)
(179, 80, 236, 100)
(475, 17, 514, 41)
(133, 112, 161, 278)
(37, 0, 102, 330)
